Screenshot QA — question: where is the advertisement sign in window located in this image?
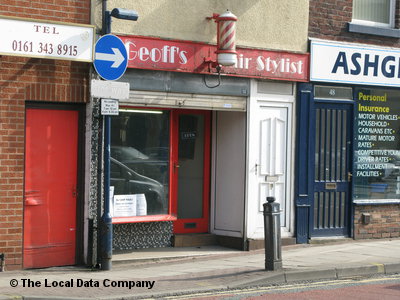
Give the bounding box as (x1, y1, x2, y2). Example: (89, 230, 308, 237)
(354, 88, 400, 202)
(113, 195, 137, 217)
(112, 194, 147, 217)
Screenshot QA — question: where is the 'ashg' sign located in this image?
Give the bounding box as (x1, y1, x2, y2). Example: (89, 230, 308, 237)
(310, 40, 400, 87)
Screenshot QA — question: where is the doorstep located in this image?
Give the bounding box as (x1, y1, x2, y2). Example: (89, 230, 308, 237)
(172, 233, 218, 247)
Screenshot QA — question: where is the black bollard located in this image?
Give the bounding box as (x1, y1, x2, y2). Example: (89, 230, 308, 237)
(263, 196, 282, 271)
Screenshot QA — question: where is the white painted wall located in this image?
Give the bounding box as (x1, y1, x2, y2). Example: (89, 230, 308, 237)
(92, 0, 309, 53)
(211, 111, 246, 237)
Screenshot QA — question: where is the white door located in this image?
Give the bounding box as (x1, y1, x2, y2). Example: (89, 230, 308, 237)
(247, 101, 293, 239)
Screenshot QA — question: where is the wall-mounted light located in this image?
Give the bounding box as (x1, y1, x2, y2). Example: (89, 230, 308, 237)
(104, 8, 139, 34)
(110, 8, 138, 21)
(205, 10, 238, 71)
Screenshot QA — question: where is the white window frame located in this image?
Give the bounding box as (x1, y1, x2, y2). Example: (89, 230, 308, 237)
(352, 0, 396, 28)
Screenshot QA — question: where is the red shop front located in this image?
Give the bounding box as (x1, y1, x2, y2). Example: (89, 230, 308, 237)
(107, 36, 308, 250)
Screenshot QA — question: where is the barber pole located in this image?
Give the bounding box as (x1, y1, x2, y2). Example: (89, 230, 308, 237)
(216, 10, 237, 66)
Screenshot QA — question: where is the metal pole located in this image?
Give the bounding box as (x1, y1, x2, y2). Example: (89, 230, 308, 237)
(263, 196, 282, 271)
(102, 0, 108, 35)
(104, 11, 111, 35)
(99, 10, 112, 271)
(100, 115, 112, 270)
(96, 114, 103, 268)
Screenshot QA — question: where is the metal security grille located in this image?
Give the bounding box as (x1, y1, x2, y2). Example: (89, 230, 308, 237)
(312, 103, 352, 236)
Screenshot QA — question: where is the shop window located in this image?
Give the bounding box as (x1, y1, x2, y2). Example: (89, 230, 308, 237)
(110, 108, 172, 222)
(349, 0, 400, 37)
(354, 88, 400, 202)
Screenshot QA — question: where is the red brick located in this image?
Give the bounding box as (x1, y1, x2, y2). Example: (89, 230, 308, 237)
(1, 1, 90, 270)
(354, 204, 400, 240)
(6, 264, 23, 271)
(7, 241, 22, 247)
(309, 0, 400, 47)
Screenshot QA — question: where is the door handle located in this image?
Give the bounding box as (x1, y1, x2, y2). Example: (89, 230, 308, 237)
(348, 172, 352, 181)
(24, 190, 41, 205)
(25, 198, 41, 206)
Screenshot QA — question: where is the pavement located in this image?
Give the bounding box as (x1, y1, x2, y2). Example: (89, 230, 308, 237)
(0, 238, 399, 299)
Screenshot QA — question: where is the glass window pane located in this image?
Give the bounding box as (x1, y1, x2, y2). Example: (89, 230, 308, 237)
(353, 0, 391, 24)
(354, 88, 400, 201)
(110, 109, 170, 216)
(325, 109, 331, 181)
(315, 109, 320, 181)
(178, 114, 205, 219)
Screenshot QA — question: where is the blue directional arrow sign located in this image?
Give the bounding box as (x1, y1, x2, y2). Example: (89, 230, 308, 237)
(93, 34, 128, 81)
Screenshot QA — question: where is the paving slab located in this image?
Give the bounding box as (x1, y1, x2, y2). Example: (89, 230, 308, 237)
(0, 239, 399, 299)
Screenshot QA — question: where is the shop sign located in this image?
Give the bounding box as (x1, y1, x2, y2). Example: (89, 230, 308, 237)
(0, 15, 94, 62)
(311, 39, 400, 87)
(119, 36, 309, 82)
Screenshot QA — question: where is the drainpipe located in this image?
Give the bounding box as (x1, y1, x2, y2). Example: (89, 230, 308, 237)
(102, 0, 107, 35)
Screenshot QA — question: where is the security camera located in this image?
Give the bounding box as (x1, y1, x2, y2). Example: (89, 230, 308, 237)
(111, 8, 139, 21)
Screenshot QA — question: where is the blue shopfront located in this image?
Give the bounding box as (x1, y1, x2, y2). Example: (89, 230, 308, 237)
(296, 39, 400, 243)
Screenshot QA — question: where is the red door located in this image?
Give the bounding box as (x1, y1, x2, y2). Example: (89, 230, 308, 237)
(172, 110, 211, 233)
(24, 108, 78, 268)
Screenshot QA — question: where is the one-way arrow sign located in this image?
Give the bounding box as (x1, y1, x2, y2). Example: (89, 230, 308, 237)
(95, 48, 125, 68)
(93, 34, 128, 81)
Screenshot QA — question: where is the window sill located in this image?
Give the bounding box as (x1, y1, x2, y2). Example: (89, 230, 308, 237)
(353, 199, 400, 205)
(112, 214, 177, 224)
(348, 22, 400, 38)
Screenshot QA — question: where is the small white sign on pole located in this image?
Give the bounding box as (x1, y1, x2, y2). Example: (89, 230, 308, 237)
(0, 15, 94, 62)
(101, 99, 119, 116)
(91, 80, 130, 100)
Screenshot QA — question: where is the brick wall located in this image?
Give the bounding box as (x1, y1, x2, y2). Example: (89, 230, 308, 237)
(309, 0, 400, 47)
(354, 205, 400, 239)
(0, 0, 90, 270)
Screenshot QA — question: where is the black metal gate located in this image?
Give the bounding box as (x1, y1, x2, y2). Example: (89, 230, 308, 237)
(312, 102, 352, 236)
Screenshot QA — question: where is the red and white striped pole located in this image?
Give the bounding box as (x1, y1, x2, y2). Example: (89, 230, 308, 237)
(216, 10, 237, 66)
